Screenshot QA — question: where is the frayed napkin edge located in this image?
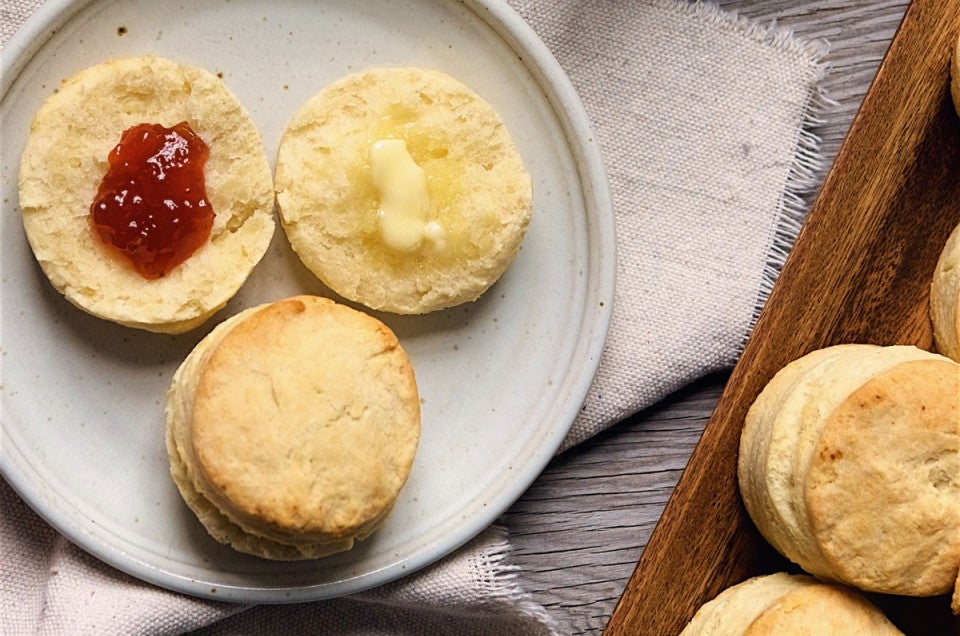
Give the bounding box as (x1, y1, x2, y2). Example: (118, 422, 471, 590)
(473, 523, 562, 635)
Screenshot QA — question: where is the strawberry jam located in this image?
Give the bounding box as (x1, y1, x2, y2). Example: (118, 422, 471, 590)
(91, 121, 214, 279)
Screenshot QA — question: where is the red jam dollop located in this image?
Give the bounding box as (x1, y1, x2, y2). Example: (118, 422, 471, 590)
(91, 121, 214, 279)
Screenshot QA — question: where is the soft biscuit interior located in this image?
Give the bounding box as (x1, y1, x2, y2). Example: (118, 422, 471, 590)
(275, 66, 532, 314)
(165, 296, 421, 560)
(18, 55, 275, 333)
(738, 344, 870, 577)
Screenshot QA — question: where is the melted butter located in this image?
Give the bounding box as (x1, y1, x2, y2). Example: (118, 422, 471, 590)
(369, 138, 445, 252)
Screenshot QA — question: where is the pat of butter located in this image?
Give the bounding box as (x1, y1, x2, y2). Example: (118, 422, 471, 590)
(370, 138, 444, 252)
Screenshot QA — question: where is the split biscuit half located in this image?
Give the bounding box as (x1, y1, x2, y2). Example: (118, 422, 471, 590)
(679, 572, 902, 635)
(275, 67, 532, 314)
(738, 344, 960, 597)
(165, 295, 420, 559)
(18, 55, 275, 333)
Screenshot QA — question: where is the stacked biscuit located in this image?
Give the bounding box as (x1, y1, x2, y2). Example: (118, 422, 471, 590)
(686, 345, 960, 633)
(927, 31, 960, 616)
(680, 573, 902, 635)
(165, 295, 421, 560)
(737, 344, 960, 598)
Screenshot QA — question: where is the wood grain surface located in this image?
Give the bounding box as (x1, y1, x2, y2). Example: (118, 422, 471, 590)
(602, 0, 960, 633)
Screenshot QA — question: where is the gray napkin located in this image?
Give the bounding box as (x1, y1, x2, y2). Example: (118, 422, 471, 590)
(0, 0, 828, 633)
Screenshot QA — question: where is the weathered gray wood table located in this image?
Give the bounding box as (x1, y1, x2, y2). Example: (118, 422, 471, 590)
(504, 1, 913, 633)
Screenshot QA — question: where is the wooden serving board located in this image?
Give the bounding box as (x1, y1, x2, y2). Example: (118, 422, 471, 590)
(605, 1, 960, 634)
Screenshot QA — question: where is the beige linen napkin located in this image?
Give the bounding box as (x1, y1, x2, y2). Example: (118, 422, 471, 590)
(1, 0, 828, 633)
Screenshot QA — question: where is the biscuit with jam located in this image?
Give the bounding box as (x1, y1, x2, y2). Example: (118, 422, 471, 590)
(18, 55, 274, 333)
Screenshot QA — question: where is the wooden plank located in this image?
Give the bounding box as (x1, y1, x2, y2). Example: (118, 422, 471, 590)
(604, 0, 960, 633)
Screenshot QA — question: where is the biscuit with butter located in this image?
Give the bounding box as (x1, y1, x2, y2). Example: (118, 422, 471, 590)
(680, 573, 902, 635)
(18, 55, 274, 333)
(738, 344, 960, 597)
(274, 67, 532, 314)
(165, 295, 420, 560)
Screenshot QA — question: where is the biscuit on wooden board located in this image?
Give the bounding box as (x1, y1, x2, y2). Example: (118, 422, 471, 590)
(18, 55, 275, 334)
(275, 66, 532, 314)
(931, 220, 960, 361)
(679, 572, 902, 635)
(165, 295, 420, 560)
(954, 569, 960, 615)
(738, 345, 960, 597)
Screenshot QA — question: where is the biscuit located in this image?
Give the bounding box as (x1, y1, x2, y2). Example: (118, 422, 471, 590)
(274, 67, 532, 314)
(738, 345, 960, 596)
(954, 568, 960, 615)
(165, 295, 420, 559)
(680, 572, 902, 635)
(18, 56, 275, 334)
(931, 221, 960, 361)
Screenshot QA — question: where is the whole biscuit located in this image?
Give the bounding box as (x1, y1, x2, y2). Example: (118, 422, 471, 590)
(744, 579, 902, 634)
(739, 345, 960, 597)
(680, 573, 901, 635)
(18, 56, 275, 333)
(275, 67, 532, 314)
(741, 344, 928, 580)
(165, 295, 420, 559)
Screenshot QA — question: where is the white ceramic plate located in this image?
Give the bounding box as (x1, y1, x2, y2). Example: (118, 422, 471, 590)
(0, 0, 614, 602)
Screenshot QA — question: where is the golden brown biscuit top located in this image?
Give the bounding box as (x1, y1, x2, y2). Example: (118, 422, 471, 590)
(806, 357, 960, 596)
(187, 296, 420, 542)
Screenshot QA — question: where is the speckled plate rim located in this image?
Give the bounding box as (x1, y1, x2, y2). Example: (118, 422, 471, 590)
(0, 0, 615, 603)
